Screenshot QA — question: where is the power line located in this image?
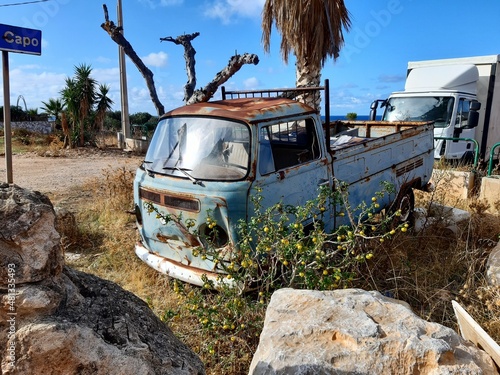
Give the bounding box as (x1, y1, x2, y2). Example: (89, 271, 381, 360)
(0, 0, 49, 7)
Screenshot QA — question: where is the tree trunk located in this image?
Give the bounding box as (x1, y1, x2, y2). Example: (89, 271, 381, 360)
(187, 53, 259, 105)
(101, 5, 165, 116)
(61, 112, 70, 149)
(295, 59, 322, 112)
(160, 33, 199, 104)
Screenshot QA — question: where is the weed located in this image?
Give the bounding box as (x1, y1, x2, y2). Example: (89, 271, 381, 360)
(67, 165, 500, 375)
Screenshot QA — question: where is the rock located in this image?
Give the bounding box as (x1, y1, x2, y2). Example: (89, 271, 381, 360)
(54, 206, 78, 248)
(487, 242, 500, 286)
(249, 288, 498, 375)
(0, 183, 63, 285)
(1, 268, 205, 375)
(0, 184, 205, 374)
(414, 203, 470, 236)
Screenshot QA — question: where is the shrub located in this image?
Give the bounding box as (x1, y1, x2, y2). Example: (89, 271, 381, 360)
(145, 181, 410, 373)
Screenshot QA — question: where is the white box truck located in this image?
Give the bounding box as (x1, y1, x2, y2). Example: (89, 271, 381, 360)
(370, 55, 500, 163)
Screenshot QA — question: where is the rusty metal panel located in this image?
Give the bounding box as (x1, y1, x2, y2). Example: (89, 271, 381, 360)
(331, 120, 432, 138)
(163, 98, 317, 124)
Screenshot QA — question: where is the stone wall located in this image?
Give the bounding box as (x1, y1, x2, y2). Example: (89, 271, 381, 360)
(1, 121, 53, 134)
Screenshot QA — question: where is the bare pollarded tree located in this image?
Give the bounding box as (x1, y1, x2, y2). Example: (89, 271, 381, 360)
(101, 4, 259, 116)
(101, 4, 164, 116)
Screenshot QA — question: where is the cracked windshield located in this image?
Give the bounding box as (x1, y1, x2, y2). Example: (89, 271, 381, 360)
(144, 117, 250, 181)
(382, 97, 454, 128)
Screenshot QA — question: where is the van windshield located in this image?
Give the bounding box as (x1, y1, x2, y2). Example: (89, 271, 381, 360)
(382, 97, 454, 128)
(144, 117, 250, 181)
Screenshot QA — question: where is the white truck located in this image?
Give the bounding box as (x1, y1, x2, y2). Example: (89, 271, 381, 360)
(370, 55, 500, 163)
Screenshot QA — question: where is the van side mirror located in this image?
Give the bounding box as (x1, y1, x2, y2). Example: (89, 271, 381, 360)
(464, 100, 481, 129)
(369, 101, 378, 121)
(369, 99, 386, 121)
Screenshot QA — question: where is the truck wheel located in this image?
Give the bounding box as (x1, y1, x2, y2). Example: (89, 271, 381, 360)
(391, 189, 415, 226)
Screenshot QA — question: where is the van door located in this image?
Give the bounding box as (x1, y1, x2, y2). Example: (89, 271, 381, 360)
(251, 117, 333, 230)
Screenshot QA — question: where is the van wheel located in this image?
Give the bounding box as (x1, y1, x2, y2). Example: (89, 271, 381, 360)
(391, 188, 415, 226)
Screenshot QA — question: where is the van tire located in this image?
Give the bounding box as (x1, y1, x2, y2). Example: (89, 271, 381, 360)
(391, 188, 415, 227)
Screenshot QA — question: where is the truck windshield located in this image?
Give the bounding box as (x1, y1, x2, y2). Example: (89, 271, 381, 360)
(382, 97, 454, 128)
(144, 117, 250, 181)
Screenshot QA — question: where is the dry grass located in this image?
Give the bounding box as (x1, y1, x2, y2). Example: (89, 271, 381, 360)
(60, 163, 500, 375)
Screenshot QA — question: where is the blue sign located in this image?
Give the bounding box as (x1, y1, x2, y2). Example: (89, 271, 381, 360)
(0, 24, 41, 55)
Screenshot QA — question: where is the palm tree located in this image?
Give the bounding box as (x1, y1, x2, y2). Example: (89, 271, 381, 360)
(74, 64, 97, 146)
(40, 98, 65, 128)
(26, 108, 39, 121)
(262, 0, 351, 110)
(95, 84, 114, 131)
(60, 77, 79, 134)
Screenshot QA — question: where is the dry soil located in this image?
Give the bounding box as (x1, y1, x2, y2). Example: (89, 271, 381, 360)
(0, 148, 143, 205)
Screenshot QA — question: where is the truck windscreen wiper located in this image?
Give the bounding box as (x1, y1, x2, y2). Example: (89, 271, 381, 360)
(163, 166, 203, 186)
(143, 160, 155, 177)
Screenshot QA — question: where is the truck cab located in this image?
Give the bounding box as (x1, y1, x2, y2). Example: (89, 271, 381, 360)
(371, 55, 500, 163)
(372, 64, 480, 161)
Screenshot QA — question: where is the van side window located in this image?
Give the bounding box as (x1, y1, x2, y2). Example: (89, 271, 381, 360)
(455, 99, 471, 127)
(259, 118, 320, 174)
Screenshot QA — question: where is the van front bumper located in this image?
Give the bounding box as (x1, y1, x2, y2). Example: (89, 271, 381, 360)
(135, 242, 233, 288)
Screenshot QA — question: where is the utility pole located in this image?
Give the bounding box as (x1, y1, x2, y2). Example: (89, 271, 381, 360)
(3, 51, 12, 183)
(117, 0, 130, 146)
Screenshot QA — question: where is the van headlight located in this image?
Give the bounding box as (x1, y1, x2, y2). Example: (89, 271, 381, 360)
(199, 223, 229, 248)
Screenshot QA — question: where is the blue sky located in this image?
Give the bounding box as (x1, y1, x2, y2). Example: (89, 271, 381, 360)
(0, 0, 499, 117)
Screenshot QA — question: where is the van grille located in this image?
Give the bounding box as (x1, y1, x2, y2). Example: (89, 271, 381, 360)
(139, 188, 200, 212)
(396, 158, 423, 177)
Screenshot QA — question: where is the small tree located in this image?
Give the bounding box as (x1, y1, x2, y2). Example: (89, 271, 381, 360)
(95, 84, 114, 131)
(41, 98, 65, 129)
(129, 112, 153, 125)
(346, 112, 357, 121)
(60, 65, 113, 147)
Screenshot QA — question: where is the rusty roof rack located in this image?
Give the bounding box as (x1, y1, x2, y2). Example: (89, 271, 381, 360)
(221, 79, 331, 151)
(221, 79, 329, 103)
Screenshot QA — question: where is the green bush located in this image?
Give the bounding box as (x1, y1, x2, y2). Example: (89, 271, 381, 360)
(144, 181, 409, 372)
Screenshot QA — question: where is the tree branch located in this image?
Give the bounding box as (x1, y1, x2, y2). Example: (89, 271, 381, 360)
(160, 32, 200, 103)
(101, 4, 165, 116)
(187, 53, 260, 105)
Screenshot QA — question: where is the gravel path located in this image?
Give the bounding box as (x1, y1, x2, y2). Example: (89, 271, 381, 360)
(0, 148, 143, 200)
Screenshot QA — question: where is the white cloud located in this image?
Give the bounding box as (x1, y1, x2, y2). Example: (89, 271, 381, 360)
(93, 67, 121, 92)
(243, 77, 259, 89)
(142, 51, 168, 68)
(204, 0, 265, 24)
(95, 56, 113, 64)
(3, 68, 67, 110)
(128, 86, 155, 114)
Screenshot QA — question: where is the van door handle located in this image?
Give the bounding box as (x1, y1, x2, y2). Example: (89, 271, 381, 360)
(318, 178, 330, 186)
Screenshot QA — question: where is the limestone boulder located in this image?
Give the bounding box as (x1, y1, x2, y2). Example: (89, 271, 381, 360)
(249, 288, 498, 375)
(0, 184, 205, 374)
(487, 242, 500, 286)
(1, 268, 205, 375)
(0, 183, 63, 285)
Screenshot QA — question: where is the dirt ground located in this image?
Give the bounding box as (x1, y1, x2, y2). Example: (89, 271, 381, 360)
(0, 148, 143, 205)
